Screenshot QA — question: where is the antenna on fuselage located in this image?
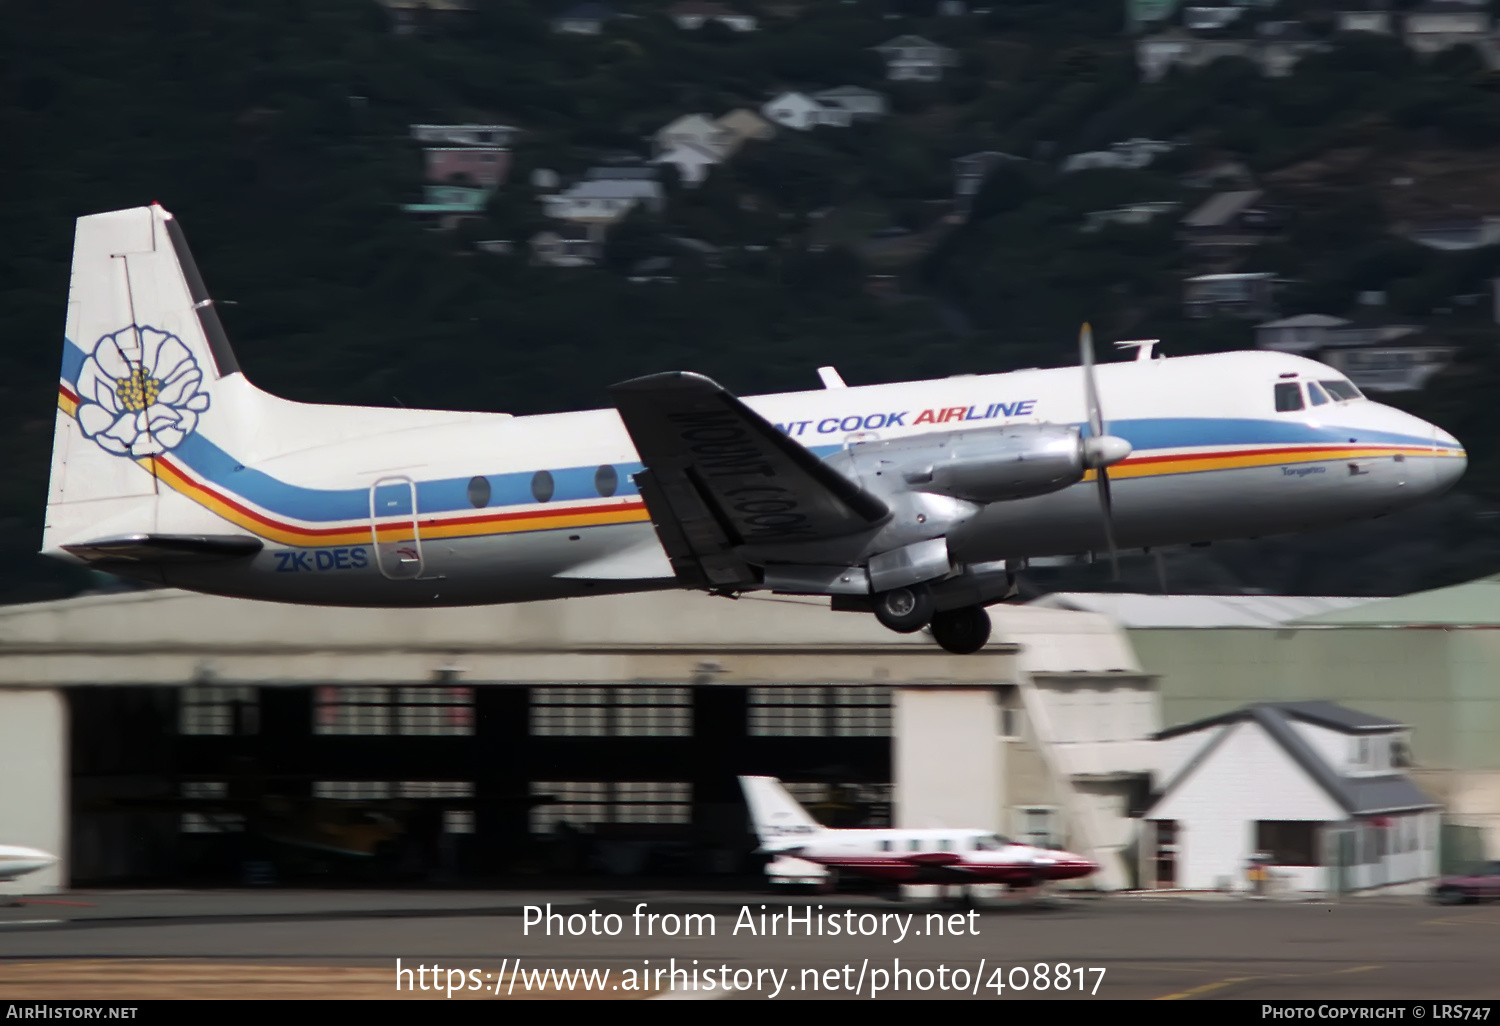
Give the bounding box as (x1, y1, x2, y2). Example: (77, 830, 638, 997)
(818, 366, 847, 389)
(1115, 339, 1161, 362)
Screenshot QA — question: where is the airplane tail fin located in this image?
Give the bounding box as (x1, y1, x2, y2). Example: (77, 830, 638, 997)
(45, 204, 258, 563)
(737, 776, 825, 850)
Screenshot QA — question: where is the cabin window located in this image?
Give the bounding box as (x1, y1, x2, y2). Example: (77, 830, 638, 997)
(1322, 380, 1361, 401)
(531, 470, 555, 503)
(1274, 382, 1304, 412)
(879, 840, 892, 852)
(467, 475, 491, 508)
(595, 464, 618, 497)
(1306, 382, 1330, 406)
(909, 839, 922, 852)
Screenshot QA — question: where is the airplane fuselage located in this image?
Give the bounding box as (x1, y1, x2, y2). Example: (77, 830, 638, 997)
(52, 348, 1464, 605)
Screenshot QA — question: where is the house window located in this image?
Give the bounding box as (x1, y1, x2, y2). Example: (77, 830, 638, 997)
(1256, 821, 1318, 866)
(997, 685, 1022, 738)
(179, 686, 259, 735)
(313, 686, 474, 736)
(1018, 807, 1056, 849)
(529, 687, 691, 737)
(179, 782, 244, 833)
(528, 781, 690, 834)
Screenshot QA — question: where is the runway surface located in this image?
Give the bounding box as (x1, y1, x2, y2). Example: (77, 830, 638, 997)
(1, 889, 1496, 1000)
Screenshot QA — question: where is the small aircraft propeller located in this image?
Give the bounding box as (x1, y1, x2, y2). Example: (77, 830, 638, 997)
(1079, 324, 1132, 581)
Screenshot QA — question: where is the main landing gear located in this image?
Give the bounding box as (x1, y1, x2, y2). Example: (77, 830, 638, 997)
(872, 584, 993, 654)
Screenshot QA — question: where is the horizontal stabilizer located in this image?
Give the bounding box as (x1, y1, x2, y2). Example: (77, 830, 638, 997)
(62, 533, 263, 564)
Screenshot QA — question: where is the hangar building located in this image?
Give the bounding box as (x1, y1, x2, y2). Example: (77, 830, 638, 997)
(0, 586, 1159, 894)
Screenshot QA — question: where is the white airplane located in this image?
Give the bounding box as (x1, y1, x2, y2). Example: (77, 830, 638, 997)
(0, 844, 58, 884)
(738, 776, 1096, 888)
(43, 205, 1466, 652)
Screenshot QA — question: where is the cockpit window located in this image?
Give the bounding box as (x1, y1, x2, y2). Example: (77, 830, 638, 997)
(1321, 380, 1361, 402)
(1274, 382, 1305, 412)
(1306, 382, 1330, 406)
(973, 834, 1011, 851)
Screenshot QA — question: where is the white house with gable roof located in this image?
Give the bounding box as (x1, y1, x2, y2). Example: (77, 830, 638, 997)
(1144, 702, 1439, 895)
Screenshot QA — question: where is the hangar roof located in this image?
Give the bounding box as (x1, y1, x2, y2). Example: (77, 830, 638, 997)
(1030, 592, 1374, 628)
(0, 586, 1134, 687)
(1290, 576, 1500, 627)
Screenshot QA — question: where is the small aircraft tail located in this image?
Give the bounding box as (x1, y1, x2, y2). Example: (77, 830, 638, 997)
(737, 776, 826, 851)
(45, 204, 263, 565)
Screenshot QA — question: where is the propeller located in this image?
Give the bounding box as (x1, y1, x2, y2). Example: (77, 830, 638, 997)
(1079, 324, 1133, 580)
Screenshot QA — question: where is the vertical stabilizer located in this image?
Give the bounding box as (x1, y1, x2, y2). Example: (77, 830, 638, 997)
(46, 204, 252, 559)
(737, 776, 825, 848)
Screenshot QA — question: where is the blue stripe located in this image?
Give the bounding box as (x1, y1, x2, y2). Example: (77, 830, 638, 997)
(58, 342, 1450, 525)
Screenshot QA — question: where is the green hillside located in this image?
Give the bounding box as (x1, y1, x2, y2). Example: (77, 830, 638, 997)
(5, 0, 1500, 602)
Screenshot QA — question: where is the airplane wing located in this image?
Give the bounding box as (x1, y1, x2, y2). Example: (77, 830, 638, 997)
(609, 372, 889, 589)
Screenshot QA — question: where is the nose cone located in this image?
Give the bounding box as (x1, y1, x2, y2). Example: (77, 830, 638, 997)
(1033, 850, 1098, 881)
(1432, 426, 1467, 496)
(1083, 435, 1132, 469)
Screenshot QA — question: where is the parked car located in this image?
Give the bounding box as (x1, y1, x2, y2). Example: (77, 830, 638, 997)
(1431, 861, 1500, 904)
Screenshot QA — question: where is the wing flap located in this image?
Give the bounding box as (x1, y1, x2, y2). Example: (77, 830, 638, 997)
(609, 372, 888, 587)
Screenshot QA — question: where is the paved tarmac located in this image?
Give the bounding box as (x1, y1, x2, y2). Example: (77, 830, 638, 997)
(1, 889, 1496, 1000)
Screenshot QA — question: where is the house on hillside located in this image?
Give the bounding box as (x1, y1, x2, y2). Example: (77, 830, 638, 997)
(1143, 702, 1439, 895)
(1179, 189, 1287, 260)
(542, 180, 665, 223)
(1337, 4, 1395, 35)
(1254, 307, 1453, 392)
(551, 2, 619, 34)
(1183, 6, 1245, 31)
(652, 143, 723, 186)
(530, 223, 607, 267)
(872, 35, 960, 81)
(1399, 216, 1500, 251)
(1082, 201, 1181, 232)
(716, 108, 776, 148)
(400, 184, 492, 230)
(654, 114, 735, 157)
(584, 166, 660, 181)
(1403, 1, 1492, 58)
(1060, 138, 1175, 173)
(1137, 28, 1323, 81)
(761, 92, 853, 131)
(410, 124, 518, 147)
(811, 86, 889, 120)
(379, 0, 473, 35)
(667, 1, 758, 31)
(422, 148, 510, 188)
(1183, 272, 1276, 318)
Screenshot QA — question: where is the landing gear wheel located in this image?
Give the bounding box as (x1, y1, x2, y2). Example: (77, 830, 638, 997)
(873, 584, 934, 633)
(930, 605, 992, 654)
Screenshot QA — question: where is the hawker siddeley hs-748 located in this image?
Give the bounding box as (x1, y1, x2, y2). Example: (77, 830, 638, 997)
(43, 206, 1467, 653)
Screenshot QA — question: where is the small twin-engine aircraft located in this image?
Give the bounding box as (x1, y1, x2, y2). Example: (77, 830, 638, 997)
(739, 776, 1095, 888)
(0, 844, 58, 885)
(44, 206, 1466, 652)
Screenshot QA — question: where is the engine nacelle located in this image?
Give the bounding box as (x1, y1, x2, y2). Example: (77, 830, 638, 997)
(830, 423, 1091, 505)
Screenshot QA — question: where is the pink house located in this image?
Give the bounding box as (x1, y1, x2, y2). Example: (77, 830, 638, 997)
(423, 148, 511, 187)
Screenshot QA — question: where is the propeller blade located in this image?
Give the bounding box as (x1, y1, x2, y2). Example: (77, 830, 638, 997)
(1080, 323, 1103, 441)
(1097, 467, 1120, 581)
(1081, 322, 1120, 581)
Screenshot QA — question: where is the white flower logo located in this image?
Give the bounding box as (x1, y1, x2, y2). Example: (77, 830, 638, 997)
(75, 326, 210, 457)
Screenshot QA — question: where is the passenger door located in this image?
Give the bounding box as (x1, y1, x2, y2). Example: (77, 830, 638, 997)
(369, 477, 423, 580)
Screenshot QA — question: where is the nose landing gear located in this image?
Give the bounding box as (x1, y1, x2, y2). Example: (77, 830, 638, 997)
(873, 584, 935, 633)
